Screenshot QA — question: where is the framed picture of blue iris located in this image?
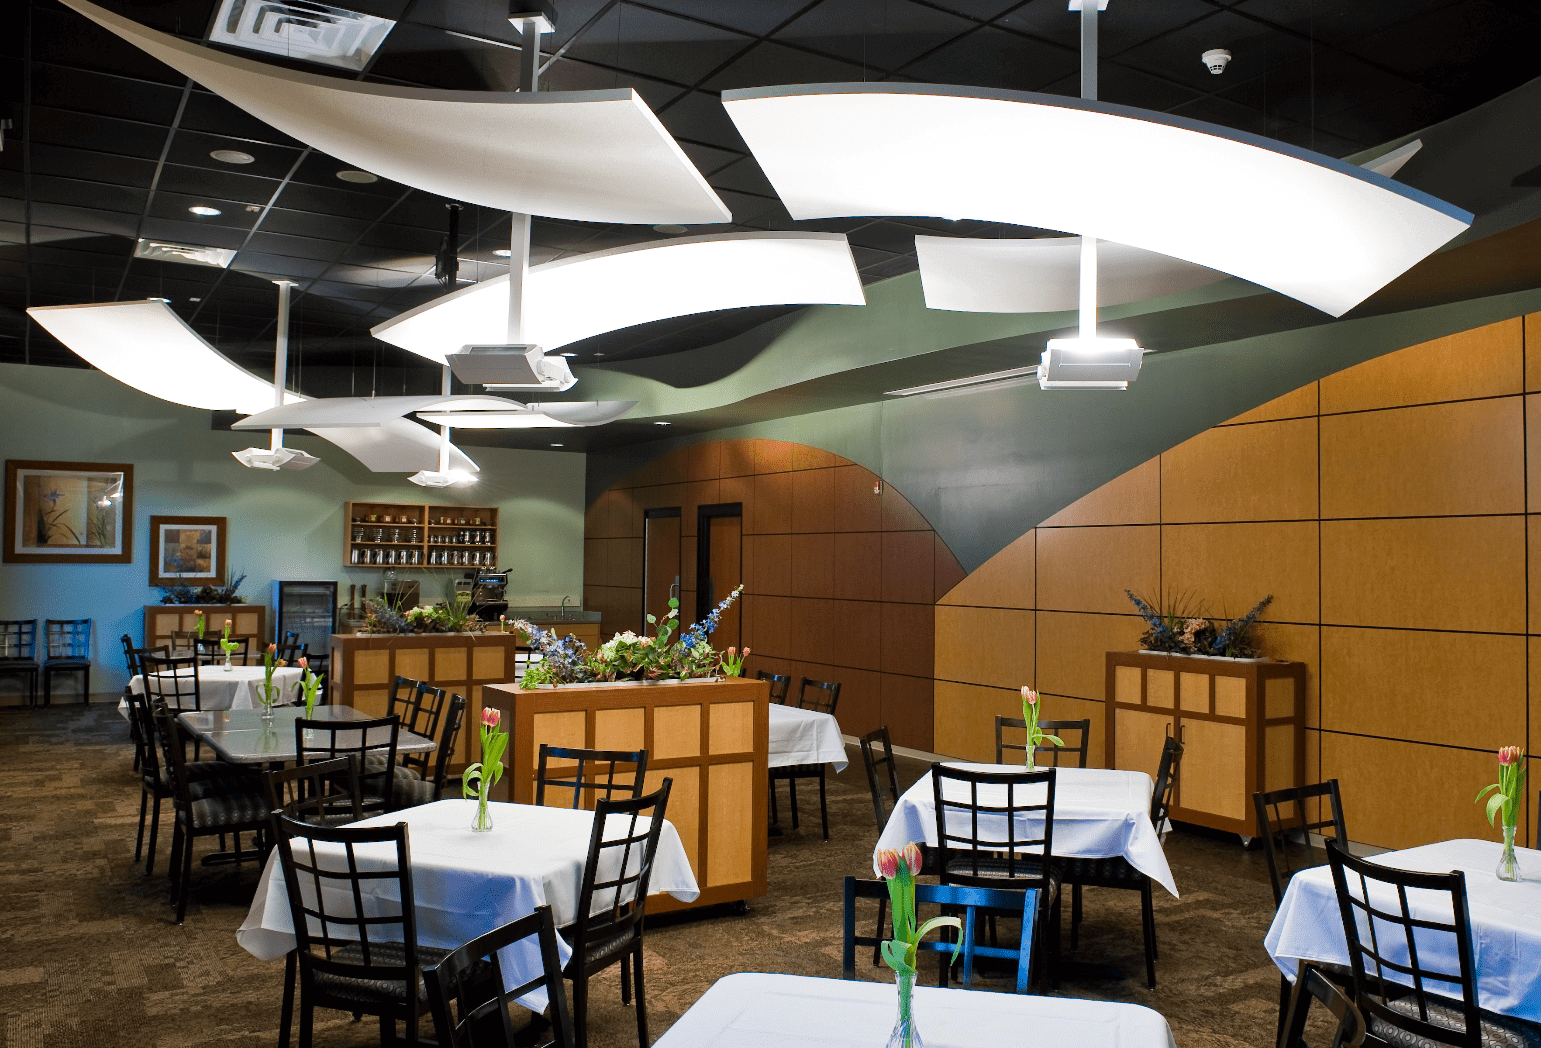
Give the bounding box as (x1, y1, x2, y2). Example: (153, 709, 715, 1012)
(3, 459, 133, 564)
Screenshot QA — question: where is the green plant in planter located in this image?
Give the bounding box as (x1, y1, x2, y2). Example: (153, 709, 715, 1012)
(1125, 589, 1273, 658)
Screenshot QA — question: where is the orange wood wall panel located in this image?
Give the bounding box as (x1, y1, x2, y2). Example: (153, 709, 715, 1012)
(934, 605, 1035, 690)
(938, 530, 1034, 609)
(1035, 612, 1146, 701)
(1318, 317, 1522, 413)
(1160, 418, 1319, 523)
(1220, 383, 1319, 426)
(1040, 459, 1161, 528)
(1035, 525, 1160, 614)
(933, 681, 1020, 763)
(1161, 521, 1319, 625)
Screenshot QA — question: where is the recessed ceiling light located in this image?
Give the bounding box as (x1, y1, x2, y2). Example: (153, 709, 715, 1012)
(493, 249, 512, 257)
(550, 443, 563, 447)
(652, 224, 688, 235)
(558, 352, 576, 358)
(654, 421, 670, 426)
(188, 205, 222, 217)
(336, 169, 378, 184)
(210, 149, 255, 164)
(189, 297, 201, 302)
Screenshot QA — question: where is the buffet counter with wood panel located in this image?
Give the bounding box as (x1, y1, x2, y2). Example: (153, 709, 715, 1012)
(480, 676, 769, 914)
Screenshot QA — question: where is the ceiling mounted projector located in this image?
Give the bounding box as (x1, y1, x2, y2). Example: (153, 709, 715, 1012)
(231, 446, 321, 471)
(446, 344, 577, 390)
(408, 468, 477, 488)
(1038, 338, 1143, 390)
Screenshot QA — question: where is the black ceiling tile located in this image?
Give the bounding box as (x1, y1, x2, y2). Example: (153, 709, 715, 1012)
(25, 240, 132, 268)
(899, 24, 1078, 92)
(257, 208, 372, 243)
(700, 39, 868, 92)
(26, 107, 166, 160)
(635, 1, 819, 38)
(858, 254, 918, 281)
(29, 6, 188, 85)
(28, 202, 142, 239)
(381, 194, 466, 230)
(773, 0, 976, 73)
(156, 164, 284, 205)
(165, 130, 306, 180)
(286, 152, 401, 196)
(370, 28, 508, 91)
(29, 175, 147, 216)
(1097, 63, 1208, 114)
(229, 252, 334, 279)
(654, 87, 748, 151)
(846, 220, 924, 255)
(1344, 1, 1541, 98)
(1112, 9, 1292, 96)
(241, 229, 350, 262)
(1234, 0, 1468, 49)
(276, 183, 402, 224)
(358, 224, 443, 253)
(27, 144, 159, 190)
(148, 190, 263, 229)
(1257, 121, 1363, 159)
(919, 0, 1021, 22)
(1163, 90, 1276, 134)
(305, 279, 404, 304)
(850, 244, 897, 269)
(676, 139, 745, 176)
(537, 54, 632, 93)
(707, 156, 778, 197)
(1227, 49, 1419, 128)
(335, 242, 432, 271)
(565, 4, 753, 86)
(31, 64, 186, 125)
(139, 215, 249, 247)
(393, 0, 522, 43)
(1310, 84, 1457, 150)
(179, 90, 305, 146)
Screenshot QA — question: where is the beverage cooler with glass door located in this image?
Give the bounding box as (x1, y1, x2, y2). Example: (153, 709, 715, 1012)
(272, 581, 339, 658)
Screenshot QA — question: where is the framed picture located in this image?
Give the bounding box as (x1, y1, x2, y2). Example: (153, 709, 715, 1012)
(149, 515, 227, 587)
(4, 460, 133, 564)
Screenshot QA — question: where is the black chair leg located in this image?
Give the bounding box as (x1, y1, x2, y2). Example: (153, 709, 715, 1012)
(176, 830, 195, 923)
(299, 995, 315, 1048)
(1071, 882, 1082, 950)
(136, 789, 149, 861)
(1141, 881, 1156, 989)
(768, 776, 779, 826)
(633, 948, 650, 1048)
(1276, 972, 1292, 1044)
(621, 951, 632, 1005)
(788, 776, 800, 830)
(280, 950, 297, 1048)
(146, 793, 163, 875)
(167, 823, 184, 900)
(83, 665, 90, 703)
(818, 769, 829, 841)
(572, 973, 589, 1048)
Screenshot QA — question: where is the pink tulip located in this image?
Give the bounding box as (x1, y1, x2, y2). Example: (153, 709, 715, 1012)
(481, 707, 500, 729)
(267, 642, 277, 654)
(1021, 686, 1038, 705)
(298, 656, 308, 670)
(901, 842, 923, 876)
(874, 848, 900, 879)
(1499, 746, 1522, 766)
(743, 647, 752, 657)
(726, 646, 736, 657)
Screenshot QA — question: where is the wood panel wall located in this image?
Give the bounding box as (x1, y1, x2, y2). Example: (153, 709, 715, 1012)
(936, 314, 1541, 851)
(583, 439, 964, 750)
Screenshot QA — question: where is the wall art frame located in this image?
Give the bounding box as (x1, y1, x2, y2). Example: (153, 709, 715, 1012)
(148, 514, 227, 587)
(4, 459, 134, 564)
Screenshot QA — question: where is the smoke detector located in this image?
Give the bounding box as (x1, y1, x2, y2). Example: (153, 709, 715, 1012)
(1201, 49, 1232, 75)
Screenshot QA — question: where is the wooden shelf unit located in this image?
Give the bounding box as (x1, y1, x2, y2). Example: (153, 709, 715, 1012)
(1105, 651, 1305, 839)
(344, 501, 499, 569)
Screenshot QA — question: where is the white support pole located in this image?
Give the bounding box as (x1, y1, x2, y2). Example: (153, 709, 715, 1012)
(271, 279, 298, 451)
(507, 212, 531, 344)
(1078, 1, 1098, 343)
(438, 364, 452, 473)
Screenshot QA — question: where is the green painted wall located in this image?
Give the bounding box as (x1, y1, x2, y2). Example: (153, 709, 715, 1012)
(0, 363, 586, 696)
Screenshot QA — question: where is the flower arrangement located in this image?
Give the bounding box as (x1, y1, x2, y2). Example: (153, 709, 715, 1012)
(463, 707, 508, 832)
(1477, 745, 1527, 881)
(257, 642, 288, 717)
(1126, 590, 1274, 658)
(1019, 687, 1063, 766)
(218, 620, 241, 668)
(720, 646, 750, 677)
(874, 843, 961, 1048)
(160, 571, 247, 605)
(194, 610, 206, 640)
(358, 592, 487, 635)
(297, 655, 323, 718)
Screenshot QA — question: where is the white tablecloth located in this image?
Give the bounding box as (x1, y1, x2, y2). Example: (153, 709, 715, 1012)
(653, 972, 1177, 1048)
(1264, 838, 1541, 1021)
(124, 665, 303, 712)
(875, 763, 1178, 897)
(238, 799, 699, 1007)
(768, 705, 848, 772)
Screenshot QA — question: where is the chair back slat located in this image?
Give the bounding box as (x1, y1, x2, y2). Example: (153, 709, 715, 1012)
(1280, 961, 1367, 1048)
(1151, 735, 1184, 828)
(0, 620, 38, 660)
(572, 781, 673, 962)
(44, 618, 90, 659)
(994, 716, 1091, 768)
(1325, 841, 1482, 1048)
(296, 716, 400, 814)
(142, 653, 202, 711)
(424, 905, 575, 1048)
(859, 727, 901, 830)
(388, 681, 446, 779)
(125, 685, 163, 783)
(536, 745, 648, 809)
(122, 635, 167, 678)
(932, 763, 1057, 892)
(755, 670, 791, 704)
(264, 756, 364, 826)
(1254, 780, 1349, 907)
(796, 678, 840, 716)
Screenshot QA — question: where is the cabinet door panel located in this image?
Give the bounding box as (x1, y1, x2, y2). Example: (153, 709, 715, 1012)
(1178, 719, 1248, 822)
(1115, 708, 1172, 779)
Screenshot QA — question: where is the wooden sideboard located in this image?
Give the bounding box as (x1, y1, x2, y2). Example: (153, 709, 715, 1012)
(1105, 651, 1305, 839)
(481, 677, 769, 914)
(144, 604, 266, 658)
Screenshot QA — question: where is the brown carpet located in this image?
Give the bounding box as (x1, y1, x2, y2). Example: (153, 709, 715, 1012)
(0, 705, 1286, 1048)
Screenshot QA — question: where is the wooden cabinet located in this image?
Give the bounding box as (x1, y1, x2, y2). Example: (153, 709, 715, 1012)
(1105, 651, 1305, 838)
(344, 501, 499, 569)
(144, 604, 267, 655)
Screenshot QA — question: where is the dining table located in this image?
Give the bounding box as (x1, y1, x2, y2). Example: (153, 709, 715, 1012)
(177, 705, 435, 765)
(875, 762, 1179, 896)
(238, 798, 699, 1007)
(652, 972, 1178, 1048)
(122, 663, 303, 714)
(1264, 837, 1541, 1022)
(767, 704, 847, 772)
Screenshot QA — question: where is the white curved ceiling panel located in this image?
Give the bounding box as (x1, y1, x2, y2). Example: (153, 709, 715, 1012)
(372, 232, 866, 364)
(721, 84, 1473, 317)
(416, 401, 638, 428)
(234, 395, 528, 429)
(61, 0, 731, 225)
(25, 299, 475, 473)
(916, 236, 1227, 313)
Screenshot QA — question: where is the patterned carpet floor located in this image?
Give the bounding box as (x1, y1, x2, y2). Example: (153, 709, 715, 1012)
(0, 704, 1286, 1048)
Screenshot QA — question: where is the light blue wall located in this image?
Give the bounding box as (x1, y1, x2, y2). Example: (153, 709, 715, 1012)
(0, 363, 586, 698)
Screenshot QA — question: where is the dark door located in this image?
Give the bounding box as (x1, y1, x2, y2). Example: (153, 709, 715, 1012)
(642, 508, 681, 638)
(696, 503, 743, 650)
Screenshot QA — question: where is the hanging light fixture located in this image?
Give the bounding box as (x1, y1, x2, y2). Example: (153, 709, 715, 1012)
(233, 280, 322, 469)
(408, 366, 478, 488)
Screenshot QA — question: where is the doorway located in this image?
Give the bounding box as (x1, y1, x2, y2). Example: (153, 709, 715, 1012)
(696, 502, 743, 650)
(642, 508, 681, 639)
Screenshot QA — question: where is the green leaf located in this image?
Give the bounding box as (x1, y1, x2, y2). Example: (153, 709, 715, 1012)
(1476, 783, 1499, 803)
(1487, 792, 1505, 826)
(668, 598, 679, 609)
(880, 939, 915, 975)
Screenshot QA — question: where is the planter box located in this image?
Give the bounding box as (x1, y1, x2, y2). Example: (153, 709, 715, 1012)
(1105, 650, 1305, 839)
(144, 604, 266, 657)
(481, 676, 770, 914)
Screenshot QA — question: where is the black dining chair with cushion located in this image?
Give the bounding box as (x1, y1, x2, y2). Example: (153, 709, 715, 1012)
(424, 905, 575, 1048)
(296, 716, 400, 815)
(994, 716, 1091, 768)
(271, 814, 453, 1048)
(1325, 840, 1541, 1048)
(769, 677, 842, 840)
(563, 780, 673, 1048)
(1256, 779, 1353, 1034)
(387, 681, 448, 783)
(262, 756, 363, 827)
(535, 744, 648, 809)
(0, 619, 40, 706)
(141, 653, 203, 710)
(1279, 961, 1367, 1048)
(151, 702, 268, 923)
(859, 727, 902, 831)
(842, 877, 1042, 992)
(121, 635, 167, 769)
(393, 694, 467, 809)
(42, 618, 91, 704)
(1058, 735, 1183, 989)
(754, 669, 791, 705)
(274, 641, 308, 665)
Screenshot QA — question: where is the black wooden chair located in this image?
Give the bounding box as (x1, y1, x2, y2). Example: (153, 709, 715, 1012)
(387, 680, 448, 783)
(535, 744, 648, 808)
(859, 726, 902, 831)
(296, 715, 401, 815)
(994, 716, 1091, 768)
(424, 906, 575, 1048)
(122, 635, 167, 770)
(0, 619, 40, 706)
(842, 877, 1041, 992)
(563, 780, 673, 1048)
(42, 618, 91, 704)
(1256, 779, 1352, 1035)
(932, 762, 1060, 986)
(1059, 734, 1183, 989)
(274, 641, 308, 665)
(152, 702, 268, 923)
(142, 653, 203, 710)
(1279, 961, 1367, 1048)
(394, 695, 468, 809)
(769, 678, 842, 840)
(755, 669, 791, 704)
(271, 814, 452, 1048)
(262, 755, 363, 827)
(1326, 840, 1541, 1048)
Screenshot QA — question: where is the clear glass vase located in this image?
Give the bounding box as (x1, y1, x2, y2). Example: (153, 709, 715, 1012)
(1498, 824, 1521, 881)
(884, 971, 921, 1048)
(223, 653, 232, 672)
(471, 792, 493, 833)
